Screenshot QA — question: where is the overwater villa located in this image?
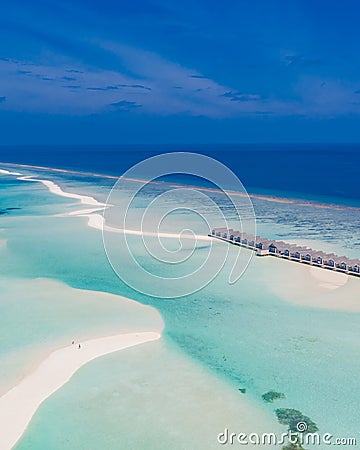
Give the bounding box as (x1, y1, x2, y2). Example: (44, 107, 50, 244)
(210, 228, 360, 277)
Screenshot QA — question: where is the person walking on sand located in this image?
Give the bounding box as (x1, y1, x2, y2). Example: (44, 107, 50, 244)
(78, 344, 81, 349)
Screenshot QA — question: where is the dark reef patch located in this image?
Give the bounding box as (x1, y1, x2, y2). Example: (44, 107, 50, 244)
(275, 408, 318, 434)
(262, 390, 285, 403)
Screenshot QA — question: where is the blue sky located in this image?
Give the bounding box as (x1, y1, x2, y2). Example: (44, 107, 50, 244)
(1, 0, 360, 144)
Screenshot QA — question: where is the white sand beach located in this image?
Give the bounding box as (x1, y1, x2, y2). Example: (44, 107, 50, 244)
(19, 176, 107, 207)
(0, 331, 161, 450)
(0, 168, 105, 208)
(83, 212, 213, 241)
(0, 169, 22, 176)
(2, 168, 211, 243)
(34, 176, 212, 242)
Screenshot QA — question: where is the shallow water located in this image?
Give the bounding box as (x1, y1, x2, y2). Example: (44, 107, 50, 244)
(1, 166, 360, 448)
(15, 340, 281, 450)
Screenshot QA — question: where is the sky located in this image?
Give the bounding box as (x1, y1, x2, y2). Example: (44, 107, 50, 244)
(1, 0, 360, 145)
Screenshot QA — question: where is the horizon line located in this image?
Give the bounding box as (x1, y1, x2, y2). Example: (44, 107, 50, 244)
(1, 142, 360, 149)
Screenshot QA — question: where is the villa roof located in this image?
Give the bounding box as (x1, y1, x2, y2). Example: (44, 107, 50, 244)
(311, 251, 328, 258)
(211, 228, 360, 267)
(348, 259, 360, 266)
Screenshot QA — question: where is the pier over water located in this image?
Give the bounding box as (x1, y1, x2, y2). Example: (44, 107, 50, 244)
(209, 228, 360, 278)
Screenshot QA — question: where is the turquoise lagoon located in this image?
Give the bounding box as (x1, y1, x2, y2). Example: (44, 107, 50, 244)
(0, 165, 360, 449)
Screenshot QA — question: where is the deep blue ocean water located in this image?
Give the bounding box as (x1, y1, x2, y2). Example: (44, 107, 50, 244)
(1, 144, 359, 205)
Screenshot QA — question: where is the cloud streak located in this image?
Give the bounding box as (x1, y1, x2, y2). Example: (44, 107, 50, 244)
(109, 100, 142, 110)
(221, 91, 263, 102)
(1, 43, 360, 118)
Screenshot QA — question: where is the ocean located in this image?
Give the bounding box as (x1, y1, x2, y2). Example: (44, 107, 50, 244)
(0, 145, 359, 449)
(1, 143, 360, 204)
